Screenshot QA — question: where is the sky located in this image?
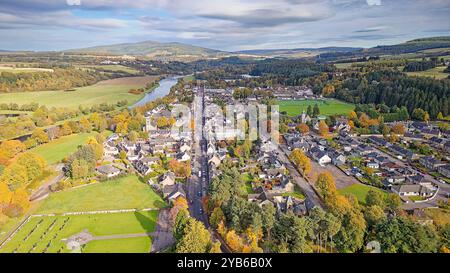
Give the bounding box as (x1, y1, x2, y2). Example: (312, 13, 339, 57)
(0, 0, 449, 51)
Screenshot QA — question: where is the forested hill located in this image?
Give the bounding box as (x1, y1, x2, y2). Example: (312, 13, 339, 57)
(0, 68, 109, 93)
(334, 70, 450, 119)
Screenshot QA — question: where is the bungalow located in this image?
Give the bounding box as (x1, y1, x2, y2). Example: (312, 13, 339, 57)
(97, 165, 121, 178)
(419, 156, 445, 171)
(392, 184, 433, 197)
(438, 165, 450, 178)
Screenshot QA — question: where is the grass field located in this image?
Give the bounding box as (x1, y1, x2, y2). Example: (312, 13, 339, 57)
(278, 99, 354, 117)
(83, 237, 152, 253)
(80, 65, 141, 75)
(0, 66, 54, 73)
(36, 175, 167, 214)
(0, 76, 158, 109)
(29, 132, 98, 164)
(0, 210, 157, 253)
(338, 183, 387, 205)
(406, 66, 449, 80)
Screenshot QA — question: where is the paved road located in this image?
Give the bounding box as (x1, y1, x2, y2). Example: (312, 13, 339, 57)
(278, 145, 324, 210)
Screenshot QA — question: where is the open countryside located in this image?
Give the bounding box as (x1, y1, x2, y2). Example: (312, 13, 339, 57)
(0, 76, 158, 109)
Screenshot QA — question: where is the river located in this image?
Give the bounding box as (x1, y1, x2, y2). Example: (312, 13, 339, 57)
(130, 76, 180, 108)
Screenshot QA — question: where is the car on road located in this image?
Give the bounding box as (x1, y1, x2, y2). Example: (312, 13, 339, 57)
(197, 191, 202, 197)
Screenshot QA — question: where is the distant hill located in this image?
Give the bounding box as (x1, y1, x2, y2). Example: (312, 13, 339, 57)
(318, 36, 450, 61)
(237, 47, 362, 58)
(66, 41, 230, 60)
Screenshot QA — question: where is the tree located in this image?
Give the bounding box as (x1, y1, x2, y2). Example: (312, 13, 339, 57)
(15, 153, 46, 184)
(316, 172, 337, 201)
(261, 203, 276, 240)
(0, 164, 28, 190)
(348, 111, 357, 120)
(322, 84, 335, 96)
(209, 242, 222, 253)
(173, 209, 190, 241)
(313, 104, 320, 117)
(176, 218, 213, 253)
(306, 105, 313, 117)
(0, 140, 26, 165)
(31, 128, 49, 144)
(364, 205, 386, 227)
(170, 196, 189, 223)
(365, 189, 385, 208)
(385, 193, 401, 212)
(0, 182, 12, 205)
(437, 112, 444, 120)
(70, 159, 90, 179)
(391, 123, 405, 135)
(289, 149, 311, 176)
(210, 206, 225, 229)
(375, 217, 438, 253)
(296, 123, 309, 134)
(79, 117, 92, 133)
(318, 120, 329, 137)
(226, 230, 244, 253)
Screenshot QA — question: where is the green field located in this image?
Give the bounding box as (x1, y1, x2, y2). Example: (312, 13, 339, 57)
(0, 76, 157, 109)
(29, 132, 98, 164)
(278, 99, 354, 117)
(338, 183, 388, 205)
(80, 65, 141, 75)
(0, 211, 157, 253)
(83, 237, 152, 253)
(36, 175, 167, 214)
(406, 66, 449, 80)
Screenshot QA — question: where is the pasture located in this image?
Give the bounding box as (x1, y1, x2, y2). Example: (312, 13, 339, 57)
(36, 175, 167, 214)
(278, 99, 354, 117)
(0, 76, 159, 109)
(406, 66, 449, 80)
(29, 132, 98, 164)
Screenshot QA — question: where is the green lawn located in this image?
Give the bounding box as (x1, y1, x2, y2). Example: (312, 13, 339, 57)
(282, 184, 306, 200)
(278, 99, 354, 117)
(29, 132, 98, 164)
(0, 211, 157, 253)
(83, 237, 152, 253)
(241, 173, 254, 194)
(338, 183, 387, 205)
(0, 77, 155, 109)
(36, 175, 167, 214)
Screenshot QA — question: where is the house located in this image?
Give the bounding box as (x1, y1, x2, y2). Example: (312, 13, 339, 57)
(179, 143, 191, 153)
(177, 151, 191, 162)
(163, 183, 186, 201)
(366, 161, 379, 169)
(103, 145, 119, 157)
(329, 151, 346, 166)
(273, 195, 307, 216)
(208, 154, 221, 168)
(134, 160, 153, 176)
(438, 165, 450, 178)
(310, 148, 331, 165)
(419, 156, 445, 171)
(160, 171, 176, 187)
(140, 157, 160, 166)
(392, 184, 434, 197)
(97, 165, 121, 178)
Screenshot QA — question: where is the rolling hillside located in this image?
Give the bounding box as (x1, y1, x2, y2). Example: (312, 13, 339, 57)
(67, 41, 229, 60)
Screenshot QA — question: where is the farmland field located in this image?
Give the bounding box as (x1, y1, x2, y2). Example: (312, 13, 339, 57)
(36, 175, 167, 214)
(0, 211, 158, 253)
(278, 99, 354, 117)
(0, 76, 159, 109)
(406, 66, 449, 80)
(29, 132, 98, 164)
(338, 183, 388, 205)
